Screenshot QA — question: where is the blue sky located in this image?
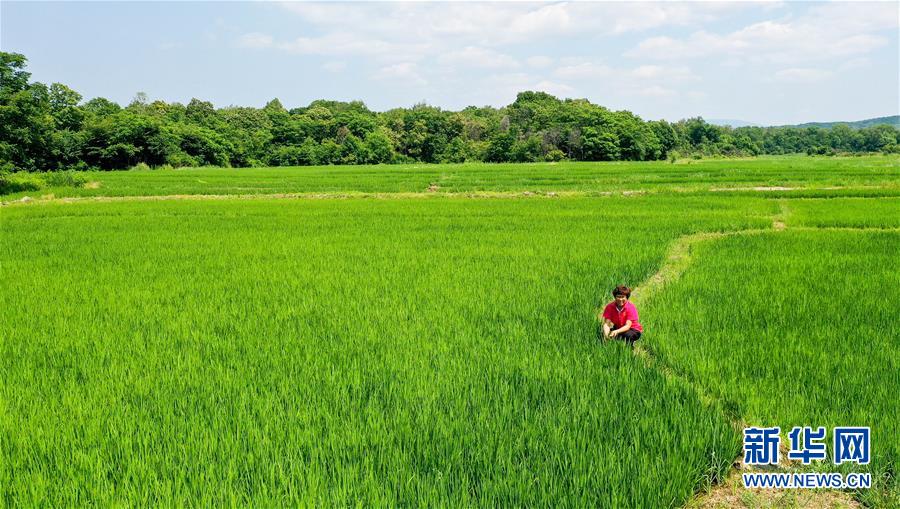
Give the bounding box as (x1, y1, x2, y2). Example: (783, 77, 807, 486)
(2, 1, 898, 124)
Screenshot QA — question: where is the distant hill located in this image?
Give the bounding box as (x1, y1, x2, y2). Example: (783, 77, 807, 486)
(705, 116, 899, 129)
(786, 115, 900, 129)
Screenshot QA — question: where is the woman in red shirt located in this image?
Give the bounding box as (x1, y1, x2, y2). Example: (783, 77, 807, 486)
(601, 285, 643, 346)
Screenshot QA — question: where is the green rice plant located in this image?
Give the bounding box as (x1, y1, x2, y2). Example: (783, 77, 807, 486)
(2, 157, 897, 506)
(2, 155, 896, 200)
(0, 196, 773, 507)
(645, 230, 900, 506)
(784, 197, 900, 228)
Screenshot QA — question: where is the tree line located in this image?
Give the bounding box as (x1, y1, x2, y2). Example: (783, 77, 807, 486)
(2, 52, 899, 173)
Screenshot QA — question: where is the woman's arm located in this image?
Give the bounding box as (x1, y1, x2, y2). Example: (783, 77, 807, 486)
(609, 320, 632, 337)
(602, 319, 613, 338)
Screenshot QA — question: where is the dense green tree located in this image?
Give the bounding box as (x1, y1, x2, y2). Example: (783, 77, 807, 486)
(269, 145, 306, 166)
(681, 117, 720, 146)
(185, 98, 217, 127)
(613, 113, 661, 160)
(649, 120, 678, 158)
(316, 139, 342, 165)
(82, 110, 174, 168)
(0, 52, 31, 95)
(82, 97, 121, 118)
(339, 133, 367, 164)
(508, 91, 562, 135)
(364, 127, 396, 164)
(171, 123, 231, 166)
(581, 127, 619, 161)
(48, 83, 84, 131)
(0, 82, 55, 171)
(510, 135, 544, 162)
(439, 137, 475, 163)
(2, 54, 898, 172)
(860, 124, 898, 152)
(484, 131, 515, 162)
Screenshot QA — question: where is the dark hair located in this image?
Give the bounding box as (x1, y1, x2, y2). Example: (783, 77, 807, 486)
(612, 285, 631, 298)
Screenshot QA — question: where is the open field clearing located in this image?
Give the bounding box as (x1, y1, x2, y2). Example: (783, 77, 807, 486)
(2, 156, 898, 201)
(1, 160, 898, 507)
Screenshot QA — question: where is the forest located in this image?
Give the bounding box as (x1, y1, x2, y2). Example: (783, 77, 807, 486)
(3, 52, 899, 173)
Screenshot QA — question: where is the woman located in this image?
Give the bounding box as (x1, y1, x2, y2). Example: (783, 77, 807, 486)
(601, 285, 643, 346)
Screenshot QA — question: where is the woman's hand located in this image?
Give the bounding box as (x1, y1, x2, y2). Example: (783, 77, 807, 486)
(609, 330, 619, 338)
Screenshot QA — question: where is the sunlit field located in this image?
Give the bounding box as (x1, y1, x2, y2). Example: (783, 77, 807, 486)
(2, 157, 898, 507)
(3, 155, 899, 200)
(646, 228, 900, 507)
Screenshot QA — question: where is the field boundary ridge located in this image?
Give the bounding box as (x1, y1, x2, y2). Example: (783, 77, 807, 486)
(5, 183, 900, 206)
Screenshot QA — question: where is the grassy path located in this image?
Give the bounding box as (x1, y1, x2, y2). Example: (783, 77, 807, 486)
(621, 206, 898, 508)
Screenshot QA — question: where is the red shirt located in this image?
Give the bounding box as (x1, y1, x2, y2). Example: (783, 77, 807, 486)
(603, 301, 643, 332)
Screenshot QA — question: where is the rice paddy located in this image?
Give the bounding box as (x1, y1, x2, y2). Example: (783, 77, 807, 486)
(646, 229, 900, 507)
(3, 155, 899, 201)
(1, 155, 898, 507)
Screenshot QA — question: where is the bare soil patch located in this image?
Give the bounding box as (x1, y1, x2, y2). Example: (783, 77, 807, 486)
(711, 186, 797, 192)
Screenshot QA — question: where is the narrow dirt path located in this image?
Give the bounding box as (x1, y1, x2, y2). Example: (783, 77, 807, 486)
(0, 189, 614, 206)
(617, 216, 864, 509)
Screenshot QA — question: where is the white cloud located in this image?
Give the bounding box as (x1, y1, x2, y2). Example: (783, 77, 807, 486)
(277, 32, 414, 59)
(273, 1, 748, 49)
(554, 61, 612, 79)
(634, 86, 677, 98)
(608, 3, 696, 35)
(508, 2, 573, 38)
(838, 58, 871, 72)
(372, 62, 427, 86)
(625, 2, 897, 64)
(771, 68, 833, 83)
(439, 47, 519, 69)
(485, 72, 534, 87)
(545, 60, 698, 103)
(472, 73, 576, 105)
(526, 56, 554, 69)
(223, 1, 895, 119)
(630, 65, 696, 81)
(236, 31, 428, 62)
(804, 2, 899, 34)
(532, 80, 575, 97)
(480, 72, 537, 103)
(551, 61, 694, 84)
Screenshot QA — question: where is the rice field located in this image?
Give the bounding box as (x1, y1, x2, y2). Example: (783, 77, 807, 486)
(784, 196, 900, 229)
(645, 228, 900, 506)
(1, 157, 898, 507)
(3, 155, 899, 201)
